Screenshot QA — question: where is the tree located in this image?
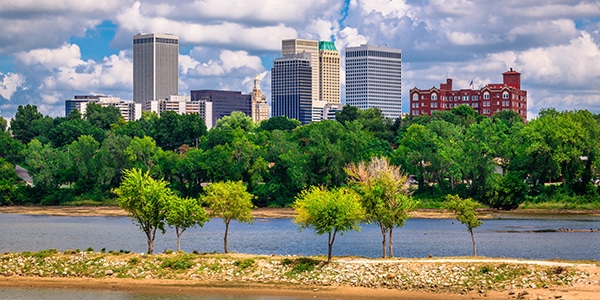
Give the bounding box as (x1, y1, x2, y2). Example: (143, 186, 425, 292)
(293, 186, 364, 262)
(445, 195, 482, 256)
(258, 116, 301, 132)
(125, 136, 160, 173)
(346, 157, 417, 258)
(0, 158, 21, 205)
(23, 139, 72, 197)
(84, 103, 123, 131)
(10, 104, 43, 144)
(0, 117, 7, 132)
(113, 168, 172, 254)
(201, 181, 255, 253)
(165, 195, 209, 252)
(335, 105, 360, 124)
(214, 111, 255, 131)
(67, 135, 101, 193)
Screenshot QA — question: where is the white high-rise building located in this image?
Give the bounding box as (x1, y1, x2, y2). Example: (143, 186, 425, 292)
(65, 95, 142, 121)
(345, 44, 402, 119)
(133, 33, 179, 109)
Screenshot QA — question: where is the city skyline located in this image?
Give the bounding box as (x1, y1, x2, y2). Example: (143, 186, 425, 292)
(1, 1, 600, 121)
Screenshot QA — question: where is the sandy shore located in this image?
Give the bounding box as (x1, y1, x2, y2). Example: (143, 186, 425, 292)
(0, 258, 598, 300)
(1, 205, 599, 218)
(0, 277, 470, 299)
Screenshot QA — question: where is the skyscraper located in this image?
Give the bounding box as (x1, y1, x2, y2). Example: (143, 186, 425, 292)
(318, 41, 341, 104)
(345, 44, 402, 119)
(282, 39, 319, 102)
(271, 53, 312, 124)
(133, 33, 179, 109)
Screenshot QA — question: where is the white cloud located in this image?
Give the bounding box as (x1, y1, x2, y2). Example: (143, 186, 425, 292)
(0, 73, 26, 100)
(493, 32, 600, 88)
(15, 44, 83, 69)
(355, 0, 410, 18)
(446, 31, 489, 46)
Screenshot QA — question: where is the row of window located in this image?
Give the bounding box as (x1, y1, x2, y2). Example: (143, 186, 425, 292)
(345, 50, 402, 59)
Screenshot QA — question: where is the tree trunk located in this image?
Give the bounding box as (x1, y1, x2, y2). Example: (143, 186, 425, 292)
(145, 229, 154, 254)
(380, 224, 387, 258)
(224, 220, 230, 253)
(327, 229, 337, 263)
(388, 227, 394, 258)
(176, 227, 181, 252)
(470, 228, 477, 256)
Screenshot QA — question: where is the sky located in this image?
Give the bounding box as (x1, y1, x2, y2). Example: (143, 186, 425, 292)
(1, 0, 600, 121)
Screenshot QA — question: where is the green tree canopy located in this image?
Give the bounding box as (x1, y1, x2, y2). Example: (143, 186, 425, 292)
(113, 168, 172, 254)
(445, 194, 483, 256)
(293, 186, 364, 262)
(346, 157, 417, 258)
(165, 195, 208, 252)
(10, 104, 44, 144)
(202, 181, 255, 253)
(258, 116, 301, 131)
(84, 103, 123, 131)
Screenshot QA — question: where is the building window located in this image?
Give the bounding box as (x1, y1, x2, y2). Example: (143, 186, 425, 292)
(502, 101, 509, 107)
(503, 92, 509, 99)
(431, 102, 438, 108)
(472, 95, 479, 100)
(432, 93, 437, 100)
(483, 101, 490, 107)
(412, 93, 418, 101)
(471, 103, 479, 108)
(412, 103, 419, 108)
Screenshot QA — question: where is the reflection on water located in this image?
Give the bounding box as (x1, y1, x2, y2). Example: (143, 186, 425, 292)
(0, 214, 599, 260)
(0, 287, 306, 300)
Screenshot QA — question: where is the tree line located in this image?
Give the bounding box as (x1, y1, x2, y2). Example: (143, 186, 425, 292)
(2, 103, 600, 210)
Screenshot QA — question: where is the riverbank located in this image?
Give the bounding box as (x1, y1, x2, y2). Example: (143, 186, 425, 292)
(0, 251, 598, 299)
(1, 205, 599, 218)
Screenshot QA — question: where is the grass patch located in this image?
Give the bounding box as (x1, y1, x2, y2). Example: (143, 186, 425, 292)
(25, 249, 58, 259)
(233, 258, 255, 270)
(161, 254, 195, 270)
(286, 257, 320, 275)
(519, 201, 600, 210)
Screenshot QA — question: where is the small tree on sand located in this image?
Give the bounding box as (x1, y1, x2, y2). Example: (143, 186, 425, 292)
(166, 195, 209, 252)
(202, 181, 254, 253)
(114, 168, 171, 254)
(346, 157, 417, 258)
(445, 194, 483, 256)
(293, 186, 364, 263)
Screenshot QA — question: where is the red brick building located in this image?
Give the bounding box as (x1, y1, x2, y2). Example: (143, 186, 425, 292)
(409, 69, 527, 119)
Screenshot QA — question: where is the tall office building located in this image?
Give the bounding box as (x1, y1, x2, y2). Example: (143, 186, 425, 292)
(190, 90, 252, 128)
(271, 53, 313, 124)
(345, 44, 402, 119)
(133, 33, 179, 109)
(318, 41, 341, 104)
(282, 39, 319, 102)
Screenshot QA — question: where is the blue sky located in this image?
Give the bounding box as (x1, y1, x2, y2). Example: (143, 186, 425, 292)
(1, 0, 600, 121)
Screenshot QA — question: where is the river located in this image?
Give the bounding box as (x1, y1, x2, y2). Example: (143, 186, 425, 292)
(1, 213, 599, 260)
